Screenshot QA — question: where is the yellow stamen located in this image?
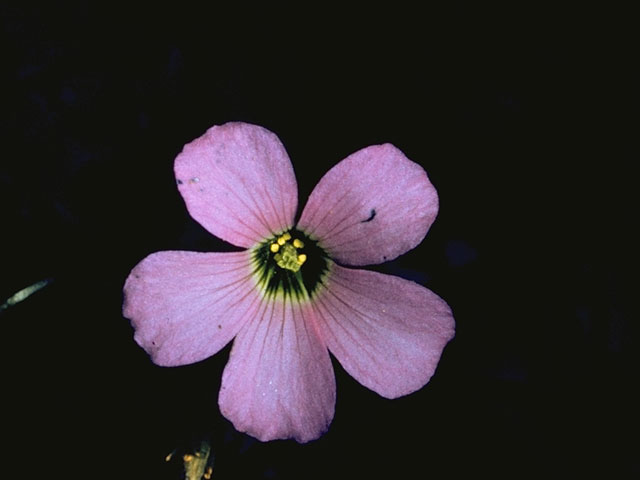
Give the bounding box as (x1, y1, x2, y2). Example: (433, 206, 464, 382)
(275, 243, 302, 272)
(266, 232, 310, 273)
(183, 454, 194, 462)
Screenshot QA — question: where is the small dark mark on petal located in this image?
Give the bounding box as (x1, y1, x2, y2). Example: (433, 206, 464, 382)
(177, 179, 183, 185)
(218, 324, 222, 329)
(361, 208, 376, 223)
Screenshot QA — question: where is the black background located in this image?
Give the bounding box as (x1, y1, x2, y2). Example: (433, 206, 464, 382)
(2, 5, 635, 478)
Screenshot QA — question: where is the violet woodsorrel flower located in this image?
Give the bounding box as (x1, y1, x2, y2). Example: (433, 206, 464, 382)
(123, 122, 455, 443)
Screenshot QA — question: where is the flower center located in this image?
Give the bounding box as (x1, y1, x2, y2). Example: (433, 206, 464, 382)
(251, 229, 330, 301)
(270, 232, 307, 272)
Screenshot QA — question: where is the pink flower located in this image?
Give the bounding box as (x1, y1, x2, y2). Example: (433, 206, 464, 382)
(123, 122, 455, 443)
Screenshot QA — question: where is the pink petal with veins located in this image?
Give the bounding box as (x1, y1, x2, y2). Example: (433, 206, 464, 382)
(297, 144, 438, 266)
(175, 122, 298, 248)
(219, 298, 336, 443)
(123, 250, 257, 366)
(312, 264, 454, 399)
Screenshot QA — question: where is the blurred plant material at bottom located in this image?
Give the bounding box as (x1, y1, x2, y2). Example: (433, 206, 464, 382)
(166, 439, 214, 480)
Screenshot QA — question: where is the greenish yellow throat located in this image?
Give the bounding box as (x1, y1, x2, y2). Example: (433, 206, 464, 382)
(251, 229, 330, 301)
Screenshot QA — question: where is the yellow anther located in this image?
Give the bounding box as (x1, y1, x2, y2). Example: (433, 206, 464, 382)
(275, 243, 301, 272)
(204, 466, 213, 479)
(268, 233, 309, 273)
(183, 454, 194, 462)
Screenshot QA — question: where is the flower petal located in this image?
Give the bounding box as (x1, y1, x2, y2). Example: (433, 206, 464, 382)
(219, 298, 335, 443)
(123, 250, 257, 366)
(174, 122, 298, 248)
(312, 265, 454, 399)
(297, 144, 438, 266)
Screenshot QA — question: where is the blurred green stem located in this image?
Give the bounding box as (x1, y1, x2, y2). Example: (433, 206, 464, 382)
(0, 278, 52, 312)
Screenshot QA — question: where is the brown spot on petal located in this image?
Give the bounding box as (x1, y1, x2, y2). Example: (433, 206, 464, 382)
(361, 208, 376, 223)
